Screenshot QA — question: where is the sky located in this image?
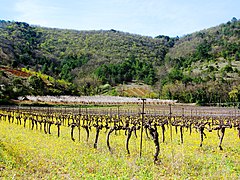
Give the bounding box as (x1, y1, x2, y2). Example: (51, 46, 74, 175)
(0, 0, 240, 37)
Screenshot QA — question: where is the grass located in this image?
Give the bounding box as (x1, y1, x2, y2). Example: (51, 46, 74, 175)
(0, 116, 239, 179)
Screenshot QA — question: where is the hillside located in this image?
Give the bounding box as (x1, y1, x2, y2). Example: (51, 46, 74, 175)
(161, 17, 240, 104)
(0, 20, 172, 79)
(0, 18, 240, 104)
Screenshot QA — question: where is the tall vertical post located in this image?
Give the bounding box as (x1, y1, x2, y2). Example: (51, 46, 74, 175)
(117, 105, 120, 118)
(169, 104, 172, 141)
(78, 113, 81, 142)
(140, 98, 146, 158)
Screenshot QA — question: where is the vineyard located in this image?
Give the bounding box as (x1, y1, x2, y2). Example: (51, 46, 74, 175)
(0, 103, 240, 179)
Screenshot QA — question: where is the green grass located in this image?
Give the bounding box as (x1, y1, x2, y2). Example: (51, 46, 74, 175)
(0, 118, 239, 179)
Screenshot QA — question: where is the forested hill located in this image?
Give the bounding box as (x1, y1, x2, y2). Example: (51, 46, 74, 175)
(162, 17, 240, 104)
(0, 18, 240, 104)
(0, 20, 173, 80)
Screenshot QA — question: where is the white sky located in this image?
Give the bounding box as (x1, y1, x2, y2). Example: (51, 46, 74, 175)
(1, 0, 240, 37)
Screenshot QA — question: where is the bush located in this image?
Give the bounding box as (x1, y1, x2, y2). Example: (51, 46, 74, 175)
(221, 64, 233, 73)
(0, 99, 14, 105)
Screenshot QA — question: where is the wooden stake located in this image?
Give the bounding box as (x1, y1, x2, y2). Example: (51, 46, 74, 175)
(140, 98, 146, 158)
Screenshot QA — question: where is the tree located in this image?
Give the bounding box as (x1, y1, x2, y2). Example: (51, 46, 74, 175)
(195, 40, 211, 59)
(41, 63, 47, 74)
(229, 86, 240, 102)
(27, 75, 45, 95)
(167, 68, 183, 83)
(231, 17, 237, 23)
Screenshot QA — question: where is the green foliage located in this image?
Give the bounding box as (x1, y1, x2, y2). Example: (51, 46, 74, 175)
(0, 70, 5, 78)
(95, 56, 157, 85)
(0, 98, 13, 105)
(167, 18, 240, 62)
(0, 20, 169, 91)
(0, 18, 240, 103)
(221, 64, 234, 73)
(159, 18, 240, 103)
(59, 54, 90, 81)
(27, 75, 45, 95)
(0, 66, 81, 98)
(195, 39, 212, 59)
(167, 68, 183, 83)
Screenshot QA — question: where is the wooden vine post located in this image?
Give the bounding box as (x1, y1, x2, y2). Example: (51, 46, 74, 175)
(139, 98, 146, 158)
(78, 115, 81, 142)
(117, 105, 120, 118)
(169, 104, 173, 141)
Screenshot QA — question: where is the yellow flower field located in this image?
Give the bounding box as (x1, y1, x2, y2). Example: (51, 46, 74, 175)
(0, 110, 239, 179)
